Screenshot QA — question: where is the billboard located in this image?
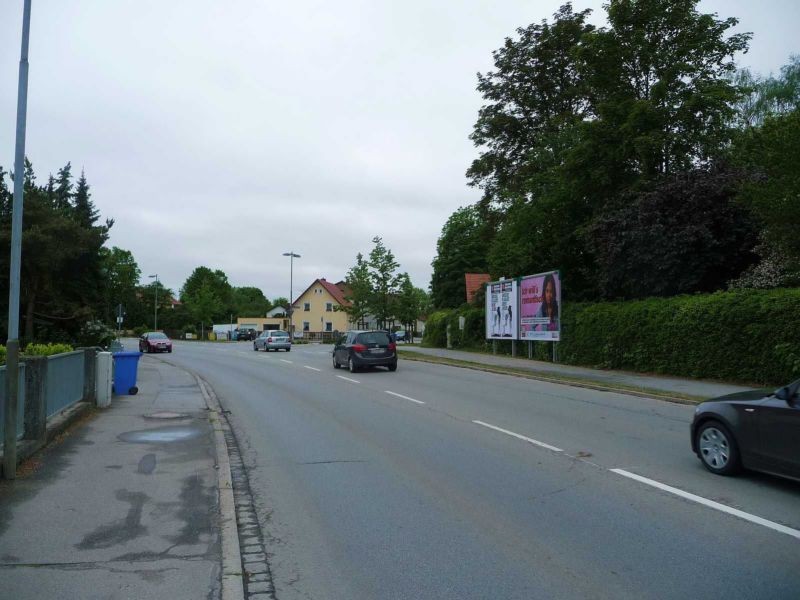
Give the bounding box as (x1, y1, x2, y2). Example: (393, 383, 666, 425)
(519, 271, 561, 341)
(485, 279, 518, 340)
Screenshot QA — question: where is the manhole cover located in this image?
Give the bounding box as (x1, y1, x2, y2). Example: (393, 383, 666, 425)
(144, 411, 190, 420)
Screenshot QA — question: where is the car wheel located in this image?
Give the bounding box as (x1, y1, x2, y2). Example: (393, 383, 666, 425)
(388, 362, 397, 372)
(286, 347, 291, 352)
(333, 354, 340, 369)
(253, 343, 258, 351)
(348, 357, 357, 373)
(168, 348, 172, 353)
(696, 421, 741, 476)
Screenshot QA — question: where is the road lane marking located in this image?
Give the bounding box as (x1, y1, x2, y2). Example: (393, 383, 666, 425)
(385, 391, 425, 405)
(472, 420, 563, 452)
(304, 365, 321, 372)
(337, 375, 360, 384)
(610, 468, 800, 541)
(280, 359, 293, 364)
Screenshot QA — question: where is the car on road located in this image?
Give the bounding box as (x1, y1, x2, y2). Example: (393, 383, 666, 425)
(691, 378, 800, 481)
(393, 330, 407, 342)
(139, 331, 172, 353)
(254, 330, 291, 352)
(332, 330, 397, 373)
(237, 328, 257, 341)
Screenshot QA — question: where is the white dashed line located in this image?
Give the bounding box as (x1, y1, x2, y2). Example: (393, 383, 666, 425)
(385, 391, 425, 405)
(472, 420, 563, 452)
(610, 468, 800, 540)
(304, 365, 321, 372)
(337, 375, 360, 384)
(280, 359, 293, 364)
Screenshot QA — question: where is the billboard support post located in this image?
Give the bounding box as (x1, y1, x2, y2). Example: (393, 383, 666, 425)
(553, 342, 558, 363)
(511, 340, 516, 357)
(528, 341, 532, 359)
(492, 340, 496, 355)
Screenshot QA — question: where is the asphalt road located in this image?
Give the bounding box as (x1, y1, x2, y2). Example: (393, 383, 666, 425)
(148, 339, 800, 600)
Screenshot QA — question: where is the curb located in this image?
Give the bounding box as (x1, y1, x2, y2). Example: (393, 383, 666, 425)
(399, 352, 702, 405)
(195, 374, 246, 600)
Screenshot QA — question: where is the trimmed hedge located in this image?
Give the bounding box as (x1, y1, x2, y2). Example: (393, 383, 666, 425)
(0, 343, 75, 365)
(422, 288, 800, 385)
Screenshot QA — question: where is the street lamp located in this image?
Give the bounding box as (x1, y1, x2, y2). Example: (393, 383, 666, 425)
(148, 274, 159, 330)
(282, 252, 300, 335)
(4, 0, 33, 480)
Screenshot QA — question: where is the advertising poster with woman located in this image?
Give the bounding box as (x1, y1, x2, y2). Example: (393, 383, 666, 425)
(485, 279, 518, 340)
(520, 271, 560, 341)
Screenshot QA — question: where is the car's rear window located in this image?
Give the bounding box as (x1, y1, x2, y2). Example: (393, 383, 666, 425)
(356, 332, 391, 345)
(271, 332, 288, 338)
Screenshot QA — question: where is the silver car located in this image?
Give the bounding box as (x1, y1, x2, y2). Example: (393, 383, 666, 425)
(254, 330, 292, 352)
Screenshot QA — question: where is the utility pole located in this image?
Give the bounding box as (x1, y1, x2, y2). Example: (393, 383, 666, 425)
(4, 0, 33, 480)
(282, 252, 301, 337)
(148, 274, 159, 330)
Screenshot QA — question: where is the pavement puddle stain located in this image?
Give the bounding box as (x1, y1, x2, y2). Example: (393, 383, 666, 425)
(137, 454, 157, 474)
(118, 426, 203, 444)
(76, 490, 148, 550)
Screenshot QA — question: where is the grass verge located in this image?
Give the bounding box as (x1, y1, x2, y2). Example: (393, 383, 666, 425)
(398, 349, 706, 405)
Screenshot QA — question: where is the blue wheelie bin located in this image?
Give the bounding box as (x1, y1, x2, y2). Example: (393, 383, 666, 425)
(112, 351, 143, 395)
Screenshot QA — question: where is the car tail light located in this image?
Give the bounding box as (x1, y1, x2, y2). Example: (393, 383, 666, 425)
(352, 343, 367, 353)
(267, 337, 273, 343)
(388, 342, 396, 351)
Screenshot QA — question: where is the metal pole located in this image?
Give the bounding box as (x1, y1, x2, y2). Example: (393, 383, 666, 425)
(4, 0, 33, 480)
(154, 276, 158, 330)
(289, 254, 293, 335)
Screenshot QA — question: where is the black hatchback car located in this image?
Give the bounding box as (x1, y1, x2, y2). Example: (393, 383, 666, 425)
(332, 330, 397, 373)
(691, 378, 800, 481)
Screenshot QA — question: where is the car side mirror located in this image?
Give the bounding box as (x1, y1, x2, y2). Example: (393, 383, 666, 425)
(775, 386, 790, 401)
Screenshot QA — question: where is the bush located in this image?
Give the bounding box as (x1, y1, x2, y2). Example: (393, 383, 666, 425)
(76, 320, 116, 348)
(423, 288, 800, 385)
(24, 343, 74, 357)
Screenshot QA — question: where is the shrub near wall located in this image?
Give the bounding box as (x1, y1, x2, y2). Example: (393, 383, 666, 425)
(559, 288, 800, 385)
(423, 288, 800, 385)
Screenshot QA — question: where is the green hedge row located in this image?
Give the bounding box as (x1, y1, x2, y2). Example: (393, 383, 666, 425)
(422, 288, 800, 385)
(0, 343, 75, 365)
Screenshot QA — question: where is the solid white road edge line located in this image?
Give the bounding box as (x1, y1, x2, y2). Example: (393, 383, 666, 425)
(610, 468, 800, 541)
(337, 375, 360, 384)
(472, 420, 563, 452)
(385, 390, 425, 405)
(304, 365, 321, 372)
(280, 359, 293, 364)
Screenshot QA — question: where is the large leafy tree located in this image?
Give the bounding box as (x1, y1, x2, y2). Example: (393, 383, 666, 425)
(100, 246, 142, 326)
(342, 253, 372, 329)
(232, 286, 271, 317)
(180, 266, 233, 324)
(367, 237, 400, 329)
(589, 167, 758, 299)
(393, 273, 427, 335)
(430, 205, 489, 309)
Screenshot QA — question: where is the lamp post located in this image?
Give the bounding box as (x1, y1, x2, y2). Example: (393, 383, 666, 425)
(4, 0, 33, 480)
(282, 252, 300, 336)
(148, 274, 159, 330)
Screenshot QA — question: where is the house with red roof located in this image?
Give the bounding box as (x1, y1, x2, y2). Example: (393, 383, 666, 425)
(290, 278, 352, 338)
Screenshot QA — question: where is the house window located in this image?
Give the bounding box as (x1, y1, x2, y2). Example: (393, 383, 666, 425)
(325, 322, 333, 332)
(326, 302, 332, 312)
(303, 321, 310, 332)
(304, 302, 310, 311)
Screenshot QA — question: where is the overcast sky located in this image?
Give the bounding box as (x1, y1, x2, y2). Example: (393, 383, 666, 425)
(1, 1, 797, 300)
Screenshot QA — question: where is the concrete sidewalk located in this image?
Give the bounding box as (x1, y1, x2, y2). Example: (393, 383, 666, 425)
(402, 346, 754, 399)
(0, 357, 223, 600)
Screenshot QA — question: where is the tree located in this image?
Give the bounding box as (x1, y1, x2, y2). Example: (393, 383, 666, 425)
(100, 246, 141, 326)
(271, 297, 289, 314)
(732, 109, 800, 286)
(393, 273, 427, 336)
(342, 253, 372, 329)
(73, 169, 99, 228)
(232, 286, 271, 317)
(180, 266, 233, 323)
(186, 281, 222, 328)
(0, 160, 111, 342)
(430, 205, 489, 309)
(588, 167, 758, 299)
(732, 57, 800, 129)
(367, 237, 400, 329)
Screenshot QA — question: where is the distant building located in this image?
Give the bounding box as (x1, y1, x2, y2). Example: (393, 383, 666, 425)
(291, 278, 351, 338)
(465, 273, 491, 304)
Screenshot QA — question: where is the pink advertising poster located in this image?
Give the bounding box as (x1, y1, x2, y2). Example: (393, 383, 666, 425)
(519, 271, 560, 341)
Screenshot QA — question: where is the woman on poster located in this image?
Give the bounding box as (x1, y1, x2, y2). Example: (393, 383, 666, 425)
(535, 273, 559, 331)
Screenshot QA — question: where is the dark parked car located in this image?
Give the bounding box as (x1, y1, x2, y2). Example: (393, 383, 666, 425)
(237, 328, 257, 341)
(139, 331, 172, 353)
(332, 330, 397, 373)
(691, 378, 800, 481)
